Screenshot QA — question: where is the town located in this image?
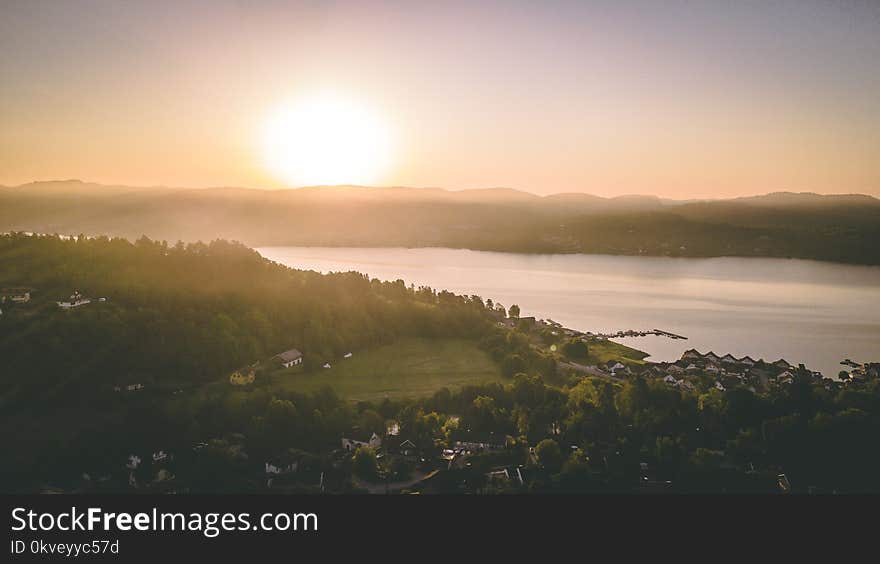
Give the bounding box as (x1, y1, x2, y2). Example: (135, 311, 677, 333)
(6, 282, 876, 495)
(2, 235, 879, 495)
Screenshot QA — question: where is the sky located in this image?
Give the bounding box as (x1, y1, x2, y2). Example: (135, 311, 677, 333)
(1, 0, 879, 198)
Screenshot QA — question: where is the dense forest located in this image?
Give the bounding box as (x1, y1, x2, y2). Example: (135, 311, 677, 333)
(3, 181, 880, 264)
(1, 233, 879, 494)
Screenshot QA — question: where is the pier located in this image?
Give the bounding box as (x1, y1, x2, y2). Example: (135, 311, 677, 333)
(587, 328, 688, 341)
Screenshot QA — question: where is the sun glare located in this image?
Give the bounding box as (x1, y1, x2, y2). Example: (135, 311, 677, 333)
(262, 95, 392, 186)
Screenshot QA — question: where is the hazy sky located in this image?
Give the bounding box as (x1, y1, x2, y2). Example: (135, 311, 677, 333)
(2, 0, 879, 197)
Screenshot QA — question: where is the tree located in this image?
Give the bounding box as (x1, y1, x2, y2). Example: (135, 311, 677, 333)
(561, 338, 588, 360)
(535, 439, 562, 472)
(501, 354, 526, 378)
(353, 447, 378, 480)
(508, 304, 520, 319)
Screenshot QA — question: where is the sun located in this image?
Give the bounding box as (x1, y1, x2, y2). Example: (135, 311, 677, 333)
(262, 94, 392, 186)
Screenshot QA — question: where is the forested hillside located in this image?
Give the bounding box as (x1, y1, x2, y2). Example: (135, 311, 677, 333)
(0, 233, 493, 405)
(3, 182, 879, 264)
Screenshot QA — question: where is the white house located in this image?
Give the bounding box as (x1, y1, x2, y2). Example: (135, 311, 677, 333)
(663, 374, 678, 385)
(343, 352, 353, 359)
(322, 363, 331, 369)
(274, 348, 303, 368)
(265, 461, 298, 475)
(1, 288, 31, 303)
(152, 451, 169, 463)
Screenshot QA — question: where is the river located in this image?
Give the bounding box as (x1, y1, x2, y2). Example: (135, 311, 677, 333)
(257, 247, 880, 377)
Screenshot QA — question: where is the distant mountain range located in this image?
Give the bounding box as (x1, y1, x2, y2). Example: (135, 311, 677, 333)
(2, 180, 879, 264)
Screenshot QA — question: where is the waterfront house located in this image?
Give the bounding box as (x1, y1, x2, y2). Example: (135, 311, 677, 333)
(721, 354, 738, 364)
(681, 349, 702, 360)
(704, 351, 721, 363)
(274, 348, 303, 368)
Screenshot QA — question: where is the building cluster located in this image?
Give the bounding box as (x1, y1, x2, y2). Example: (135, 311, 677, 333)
(639, 349, 823, 393)
(839, 360, 880, 384)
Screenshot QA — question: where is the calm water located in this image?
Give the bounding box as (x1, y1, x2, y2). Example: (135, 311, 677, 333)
(257, 247, 880, 377)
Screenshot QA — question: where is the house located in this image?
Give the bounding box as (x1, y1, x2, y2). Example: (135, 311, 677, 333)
(676, 380, 696, 391)
(265, 461, 298, 475)
(274, 348, 303, 368)
(685, 363, 700, 373)
(399, 439, 418, 457)
(57, 290, 91, 309)
(721, 354, 738, 364)
(1, 288, 31, 303)
(152, 451, 169, 463)
(704, 351, 721, 363)
(125, 383, 144, 392)
(229, 369, 255, 386)
(126, 455, 142, 470)
(322, 363, 331, 369)
(609, 362, 627, 375)
(714, 381, 726, 392)
(663, 375, 678, 385)
(453, 440, 506, 453)
(773, 359, 792, 370)
(341, 432, 382, 451)
(740, 356, 756, 366)
(777, 371, 795, 385)
(485, 467, 512, 485)
(343, 352, 353, 359)
(706, 364, 721, 375)
(386, 421, 400, 436)
(681, 349, 702, 360)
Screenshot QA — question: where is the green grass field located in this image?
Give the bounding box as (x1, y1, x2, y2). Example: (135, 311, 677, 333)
(587, 339, 649, 365)
(267, 338, 502, 401)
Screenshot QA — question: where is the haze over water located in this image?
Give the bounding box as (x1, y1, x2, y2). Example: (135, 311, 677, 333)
(258, 247, 880, 377)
